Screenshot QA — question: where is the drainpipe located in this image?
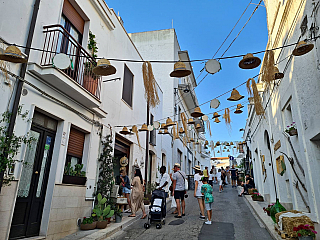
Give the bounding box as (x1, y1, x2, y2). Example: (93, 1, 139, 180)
(144, 103, 150, 184)
(0, 0, 41, 192)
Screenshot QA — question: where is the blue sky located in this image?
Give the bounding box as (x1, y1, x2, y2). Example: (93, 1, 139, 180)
(105, 0, 268, 157)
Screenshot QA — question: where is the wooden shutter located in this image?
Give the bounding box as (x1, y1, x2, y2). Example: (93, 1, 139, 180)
(67, 127, 85, 158)
(62, 0, 84, 34)
(122, 65, 133, 107)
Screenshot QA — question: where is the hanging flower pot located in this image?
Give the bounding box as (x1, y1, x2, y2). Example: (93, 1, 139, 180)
(285, 122, 298, 136)
(289, 129, 298, 136)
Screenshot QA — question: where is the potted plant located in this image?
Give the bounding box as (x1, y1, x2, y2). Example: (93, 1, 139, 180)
(263, 203, 274, 216)
(92, 193, 114, 229)
(145, 182, 156, 201)
(143, 197, 150, 205)
(115, 208, 123, 223)
(62, 163, 87, 185)
(285, 122, 298, 136)
(80, 216, 96, 230)
(251, 192, 264, 201)
(293, 224, 317, 239)
(248, 188, 258, 195)
(83, 31, 99, 95)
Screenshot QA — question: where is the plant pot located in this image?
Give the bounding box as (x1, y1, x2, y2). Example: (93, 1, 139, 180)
(145, 194, 152, 201)
(96, 220, 108, 229)
(267, 211, 271, 216)
(298, 236, 314, 240)
(62, 175, 87, 185)
(289, 129, 298, 136)
(252, 196, 264, 201)
(115, 215, 122, 223)
(106, 217, 111, 224)
(144, 199, 150, 205)
(83, 75, 98, 96)
(80, 221, 96, 230)
(270, 199, 286, 223)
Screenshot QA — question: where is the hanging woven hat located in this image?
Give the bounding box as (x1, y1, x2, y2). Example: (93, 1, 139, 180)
(212, 112, 221, 118)
(158, 130, 163, 135)
(160, 123, 167, 129)
(227, 89, 244, 101)
(191, 107, 204, 118)
(195, 140, 200, 145)
(237, 103, 244, 109)
(205, 140, 209, 145)
(187, 118, 195, 124)
(0, 46, 27, 63)
(273, 67, 284, 80)
(92, 59, 116, 76)
(216, 141, 221, 146)
(233, 146, 237, 148)
(195, 123, 201, 129)
(119, 126, 130, 135)
(223, 146, 227, 149)
(166, 117, 175, 127)
(292, 41, 314, 56)
(227, 149, 230, 152)
(234, 107, 243, 114)
(223, 150, 225, 152)
(193, 165, 201, 171)
(179, 127, 185, 134)
(226, 142, 230, 146)
(230, 142, 234, 145)
(139, 124, 148, 131)
(239, 53, 261, 69)
(163, 129, 170, 134)
(190, 138, 195, 142)
(214, 117, 221, 123)
(170, 61, 191, 78)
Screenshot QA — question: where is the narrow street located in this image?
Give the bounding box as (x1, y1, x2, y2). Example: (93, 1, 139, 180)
(108, 184, 272, 240)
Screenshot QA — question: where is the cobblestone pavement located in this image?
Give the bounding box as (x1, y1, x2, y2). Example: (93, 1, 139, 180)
(107, 184, 272, 240)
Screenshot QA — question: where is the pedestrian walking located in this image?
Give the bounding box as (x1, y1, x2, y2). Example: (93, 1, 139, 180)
(201, 177, 214, 225)
(212, 166, 217, 183)
(230, 165, 237, 188)
(216, 169, 223, 193)
(129, 169, 147, 218)
(172, 163, 187, 218)
(119, 169, 132, 212)
(157, 166, 171, 198)
(193, 165, 206, 220)
(226, 166, 231, 185)
(208, 169, 214, 186)
(221, 167, 226, 186)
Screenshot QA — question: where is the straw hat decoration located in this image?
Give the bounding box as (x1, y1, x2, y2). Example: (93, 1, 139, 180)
(190, 138, 195, 142)
(166, 117, 175, 127)
(187, 118, 195, 124)
(230, 142, 234, 145)
(163, 129, 170, 135)
(226, 142, 230, 146)
(92, 59, 116, 76)
(237, 103, 244, 109)
(227, 149, 230, 152)
(292, 41, 314, 56)
(158, 130, 163, 135)
(246, 78, 265, 115)
(260, 50, 275, 87)
(212, 112, 221, 118)
(131, 125, 141, 148)
(170, 61, 191, 78)
(195, 123, 201, 129)
(217, 150, 220, 153)
(119, 127, 130, 135)
(227, 89, 244, 101)
(160, 123, 167, 129)
(139, 124, 148, 131)
(0, 46, 27, 63)
(179, 127, 185, 134)
(234, 107, 243, 114)
(273, 67, 284, 80)
(142, 61, 160, 108)
(191, 107, 204, 118)
(214, 117, 221, 123)
(216, 141, 221, 146)
(239, 53, 261, 69)
(223, 146, 227, 149)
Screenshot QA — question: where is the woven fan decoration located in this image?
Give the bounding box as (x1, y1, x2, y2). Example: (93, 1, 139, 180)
(222, 108, 231, 129)
(181, 112, 189, 142)
(131, 125, 141, 148)
(246, 78, 265, 115)
(206, 120, 212, 137)
(261, 50, 275, 88)
(142, 61, 160, 108)
(173, 124, 179, 140)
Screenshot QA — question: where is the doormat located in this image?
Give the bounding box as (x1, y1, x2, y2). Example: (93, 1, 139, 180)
(168, 219, 184, 225)
(199, 222, 235, 240)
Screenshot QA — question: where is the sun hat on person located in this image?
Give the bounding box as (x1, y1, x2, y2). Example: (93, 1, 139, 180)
(174, 163, 181, 168)
(193, 165, 201, 171)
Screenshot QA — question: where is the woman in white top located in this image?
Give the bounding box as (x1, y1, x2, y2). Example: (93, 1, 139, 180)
(216, 169, 223, 193)
(209, 170, 214, 186)
(193, 165, 205, 220)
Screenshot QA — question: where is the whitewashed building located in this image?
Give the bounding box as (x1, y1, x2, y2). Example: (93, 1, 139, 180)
(244, 0, 320, 223)
(130, 29, 211, 180)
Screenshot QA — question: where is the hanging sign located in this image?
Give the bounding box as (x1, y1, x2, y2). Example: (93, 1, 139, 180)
(120, 156, 128, 166)
(52, 53, 71, 70)
(274, 140, 281, 151)
(205, 59, 221, 74)
(210, 99, 220, 109)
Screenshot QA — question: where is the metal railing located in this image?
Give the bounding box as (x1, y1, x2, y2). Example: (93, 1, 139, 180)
(41, 25, 101, 99)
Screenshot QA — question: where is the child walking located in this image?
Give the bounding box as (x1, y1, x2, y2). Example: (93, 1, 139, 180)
(201, 177, 214, 225)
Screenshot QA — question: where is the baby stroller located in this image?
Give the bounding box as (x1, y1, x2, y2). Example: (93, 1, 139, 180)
(144, 189, 166, 229)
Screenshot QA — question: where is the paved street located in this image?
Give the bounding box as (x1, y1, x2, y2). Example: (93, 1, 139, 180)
(108, 184, 272, 240)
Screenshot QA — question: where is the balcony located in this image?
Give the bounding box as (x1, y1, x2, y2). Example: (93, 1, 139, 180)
(28, 25, 102, 109)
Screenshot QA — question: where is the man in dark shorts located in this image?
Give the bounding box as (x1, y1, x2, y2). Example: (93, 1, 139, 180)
(230, 165, 237, 188)
(172, 163, 187, 218)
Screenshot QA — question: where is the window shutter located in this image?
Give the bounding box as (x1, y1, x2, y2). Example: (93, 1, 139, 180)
(62, 0, 84, 34)
(67, 127, 85, 158)
(122, 65, 133, 107)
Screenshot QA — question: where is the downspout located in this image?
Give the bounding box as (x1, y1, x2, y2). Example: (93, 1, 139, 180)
(0, 0, 41, 192)
(144, 104, 150, 184)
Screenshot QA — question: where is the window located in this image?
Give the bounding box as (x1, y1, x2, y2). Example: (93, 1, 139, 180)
(66, 126, 85, 168)
(150, 114, 156, 146)
(122, 65, 134, 107)
(178, 149, 182, 165)
(162, 153, 166, 167)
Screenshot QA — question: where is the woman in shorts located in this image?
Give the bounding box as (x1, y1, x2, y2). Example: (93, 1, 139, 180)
(193, 165, 206, 220)
(216, 169, 223, 193)
(201, 177, 214, 225)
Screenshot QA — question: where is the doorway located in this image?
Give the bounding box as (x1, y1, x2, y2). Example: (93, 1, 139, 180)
(10, 112, 57, 239)
(114, 136, 130, 180)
